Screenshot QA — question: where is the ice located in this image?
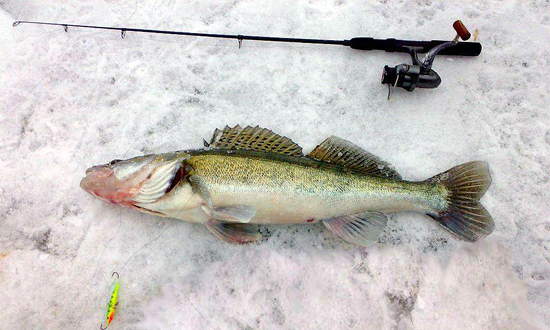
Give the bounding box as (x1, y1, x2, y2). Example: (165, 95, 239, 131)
(138, 241, 535, 330)
(1, 0, 549, 329)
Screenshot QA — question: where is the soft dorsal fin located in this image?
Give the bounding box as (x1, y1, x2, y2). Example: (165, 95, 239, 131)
(208, 125, 303, 156)
(307, 136, 401, 179)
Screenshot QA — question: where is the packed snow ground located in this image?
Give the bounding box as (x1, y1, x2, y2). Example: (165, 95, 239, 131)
(1, 0, 549, 329)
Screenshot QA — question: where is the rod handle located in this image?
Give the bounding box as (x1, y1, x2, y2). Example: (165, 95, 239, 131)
(348, 38, 481, 56)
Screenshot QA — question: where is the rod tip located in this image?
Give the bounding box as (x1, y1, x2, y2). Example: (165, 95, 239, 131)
(13, 21, 21, 27)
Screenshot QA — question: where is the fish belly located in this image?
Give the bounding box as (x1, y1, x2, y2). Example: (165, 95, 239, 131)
(207, 187, 434, 224)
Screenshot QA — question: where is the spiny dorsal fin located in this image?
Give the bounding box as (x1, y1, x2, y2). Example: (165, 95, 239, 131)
(307, 136, 401, 179)
(209, 125, 303, 156)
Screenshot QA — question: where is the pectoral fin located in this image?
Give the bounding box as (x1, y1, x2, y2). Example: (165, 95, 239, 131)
(202, 205, 257, 223)
(188, 175, 212, 207)
(187, 172, 256, 224)
(205, 219, 262, 244)
(323, 211, 388, 247)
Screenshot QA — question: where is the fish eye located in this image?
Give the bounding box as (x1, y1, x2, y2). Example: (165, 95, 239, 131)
(109, 159, 122, 165)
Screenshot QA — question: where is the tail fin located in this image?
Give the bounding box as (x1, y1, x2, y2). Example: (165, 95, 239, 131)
(427, 161, 494, 242)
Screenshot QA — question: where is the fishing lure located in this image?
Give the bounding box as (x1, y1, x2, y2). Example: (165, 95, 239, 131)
(101, 272, 120, 329)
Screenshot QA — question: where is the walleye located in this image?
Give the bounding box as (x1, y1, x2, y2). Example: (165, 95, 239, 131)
(80, 125, 494, 246)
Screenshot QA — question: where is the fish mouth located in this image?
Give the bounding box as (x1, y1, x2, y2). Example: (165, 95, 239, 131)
(80, 167, 136, 205)
(80, 167, 113, 194)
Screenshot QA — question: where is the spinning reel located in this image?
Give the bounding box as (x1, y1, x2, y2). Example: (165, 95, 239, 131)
(381, 20, 474, 97)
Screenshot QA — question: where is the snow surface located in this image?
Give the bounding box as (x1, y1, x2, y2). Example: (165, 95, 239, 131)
(1, 0, 549, 329)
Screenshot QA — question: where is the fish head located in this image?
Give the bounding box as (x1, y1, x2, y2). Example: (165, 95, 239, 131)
(80, 152, 189, 207)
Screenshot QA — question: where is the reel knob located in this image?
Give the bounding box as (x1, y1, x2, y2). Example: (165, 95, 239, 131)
(453, 20, 471, 41)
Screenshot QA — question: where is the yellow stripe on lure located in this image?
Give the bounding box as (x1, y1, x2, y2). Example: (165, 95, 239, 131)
(101, 272, 120, 329)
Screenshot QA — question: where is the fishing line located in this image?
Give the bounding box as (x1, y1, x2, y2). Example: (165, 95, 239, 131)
(74, 215, 122, 330)
(125, 30, 347, 53)
(5, 30, 102, 123)
(99, 144, 220, 329)
(117, 219, 171, 275)
(74, 128, 140, 329)
(75, 126, 165, 329)
(94, 191, 220, 330)
(78, 126, 216, 329)
(100, 0, 138, 27)
(8, 0, 138, 124)
(6, 7, 142, 330)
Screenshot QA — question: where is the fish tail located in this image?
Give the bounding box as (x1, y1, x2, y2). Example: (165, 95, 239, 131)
(426, 161, 494, 242)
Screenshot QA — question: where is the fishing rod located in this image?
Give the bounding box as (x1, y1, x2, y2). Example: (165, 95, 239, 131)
(13, 19, 480, 95)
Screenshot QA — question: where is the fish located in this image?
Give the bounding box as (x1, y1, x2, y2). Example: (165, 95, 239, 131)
(80, 125, 494, 246)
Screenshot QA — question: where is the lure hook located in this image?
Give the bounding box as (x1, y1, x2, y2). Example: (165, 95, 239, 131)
(112, 271, 119, 279)
(100, 323, 108, 330)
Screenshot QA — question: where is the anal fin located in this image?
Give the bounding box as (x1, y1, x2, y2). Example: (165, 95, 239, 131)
(323, 211, 388, 247)
(205, 219, 262, 244)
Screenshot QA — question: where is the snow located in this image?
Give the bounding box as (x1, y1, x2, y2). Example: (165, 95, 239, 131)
(0, 0, 549, 329)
